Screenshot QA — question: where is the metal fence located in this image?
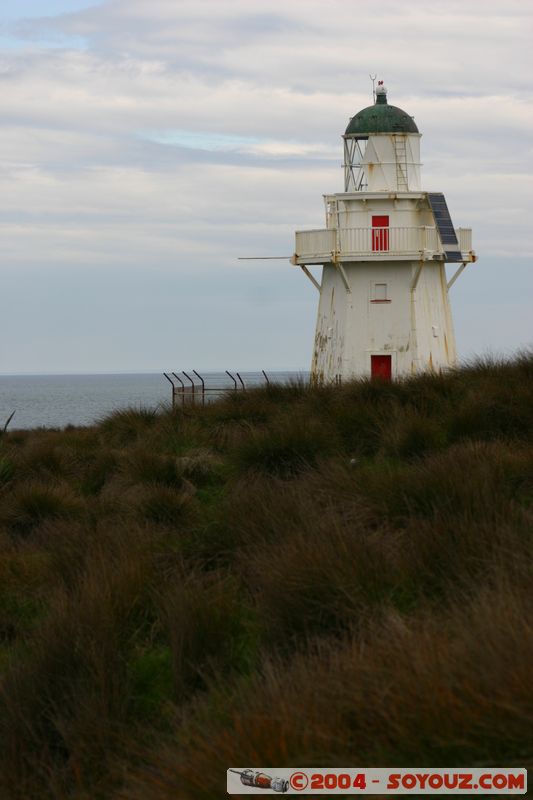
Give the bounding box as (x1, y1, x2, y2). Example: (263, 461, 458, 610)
(163, 370, 272, 407)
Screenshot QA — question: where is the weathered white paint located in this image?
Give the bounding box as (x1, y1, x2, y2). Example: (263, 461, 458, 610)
(295, 86, 476, 383)
(310, 259, 456, 381)
(345, 133, 422, 193)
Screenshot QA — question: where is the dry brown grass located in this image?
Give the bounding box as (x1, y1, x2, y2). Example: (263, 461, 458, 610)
(0, 353, 532, 798)
(118, 568, 533, 800)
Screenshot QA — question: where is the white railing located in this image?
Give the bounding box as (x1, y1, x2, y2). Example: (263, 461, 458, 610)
(457, 228, 472, 252)
(422, 227, 440, 251)
(294, 228, 336, 258)
(294, 226, 472, 262)
(338, 226, 424, 255)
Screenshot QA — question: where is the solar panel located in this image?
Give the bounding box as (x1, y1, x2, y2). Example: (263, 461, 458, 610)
(427, 193, 463, 262)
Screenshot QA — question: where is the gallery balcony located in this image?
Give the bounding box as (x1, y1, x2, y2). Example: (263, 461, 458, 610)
(293, 226, 474, 265)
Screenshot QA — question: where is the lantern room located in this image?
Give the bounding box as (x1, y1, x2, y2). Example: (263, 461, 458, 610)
(343, 82, 422, 193)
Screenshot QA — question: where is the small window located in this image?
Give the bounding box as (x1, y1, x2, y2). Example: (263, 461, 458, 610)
(371, 282, 391, 303)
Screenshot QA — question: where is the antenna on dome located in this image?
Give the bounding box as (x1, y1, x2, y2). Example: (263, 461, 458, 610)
(369, 74, 377, 103)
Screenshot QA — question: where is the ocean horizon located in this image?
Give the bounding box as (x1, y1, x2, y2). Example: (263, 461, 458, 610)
(0, 370, 308, 431)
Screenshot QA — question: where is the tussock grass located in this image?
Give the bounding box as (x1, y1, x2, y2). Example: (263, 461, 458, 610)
(79, 450, 118, 495)
(120, 575, 533, 800)
(157, 569, 257, 700)
(0, 352, 532, 798)
(175, 449, 222, 485)
(1, 482, 85, 536)
(135, 485, 192, 526)
(231, 415, 337, 477)
(124, 448, 184, 488)
(245, 523, 402, 644)
(98, 406, 158, 444)
(0, 456, 14, 487)
(17, 439, 68, 477)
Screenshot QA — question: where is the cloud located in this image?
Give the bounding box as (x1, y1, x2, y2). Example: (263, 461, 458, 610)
(0, 0, 532, 371)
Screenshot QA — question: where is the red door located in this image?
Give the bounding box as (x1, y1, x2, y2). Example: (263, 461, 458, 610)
(372, 215, 389, 251)
(371, 355, 392, 381)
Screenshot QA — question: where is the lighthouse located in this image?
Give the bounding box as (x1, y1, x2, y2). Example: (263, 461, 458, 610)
(293, 81, 476, 382)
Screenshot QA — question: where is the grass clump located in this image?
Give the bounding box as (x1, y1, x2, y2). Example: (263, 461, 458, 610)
(2, 483, 84, 536)
(125, 449, 184, 488)
(99, 406, 158, 444)
(136, 485, 192, 526)
(0, 456, 14, 487)
(79, 450, 118, 495)
(158, 570, 258, 699)
(127, 645, 174, 719)
(232, 415, 336, 477)
(0, 352, 532, 798)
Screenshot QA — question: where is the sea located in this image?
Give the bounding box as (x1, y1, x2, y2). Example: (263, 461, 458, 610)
(0, 371, 307, 431)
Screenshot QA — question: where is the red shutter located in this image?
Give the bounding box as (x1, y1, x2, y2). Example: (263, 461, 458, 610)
(372, 215, 389, 251)
(371, 355, 392, 381)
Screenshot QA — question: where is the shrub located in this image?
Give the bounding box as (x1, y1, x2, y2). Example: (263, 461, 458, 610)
(400, 510, 533, 602)
(32, 519, 93, 590)
(157, 570, 257, 699)
(119, 573, 533, 800)
(182, 472, 333, 564)
(449, 387, 533, 442)
(174, 449, 222, 486)
(99, 407, 158, 444)
(0, 456, 14, 487)
(17, 439, 66, 477)
(127, 645, 174, 719)
(382, 409, 447, 459)
(318, 441, 532, 526)
(0, 531, 156, 797)
(208, 418, 256, 450)
(125, 449, 183, 488)
(231, 415, 336, 478)
(244, 522, 403, 645)
(80, 450, 118, 495)
(3, 430, 28, 447)
(2, 483, 84, 536)
(0, 592, 44, 644)
(0, 353, 532, 799)
(332, 400, 384, 456)
(199, 391, 270, 427)
(136, 485, 192, 526)
(140, 411, 206, 458)
(393, 369, 460, 411)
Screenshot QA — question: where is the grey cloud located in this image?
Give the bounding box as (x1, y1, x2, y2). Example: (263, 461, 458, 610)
(0, 0, 531, 372)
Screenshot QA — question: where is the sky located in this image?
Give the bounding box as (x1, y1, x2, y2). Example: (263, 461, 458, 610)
(0, 0, 532, 374)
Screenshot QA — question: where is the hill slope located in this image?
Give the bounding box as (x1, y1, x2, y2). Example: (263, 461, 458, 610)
(0, 354, 532, 798)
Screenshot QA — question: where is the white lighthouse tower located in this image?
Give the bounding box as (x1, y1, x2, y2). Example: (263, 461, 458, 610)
(293, 81, 476, 382)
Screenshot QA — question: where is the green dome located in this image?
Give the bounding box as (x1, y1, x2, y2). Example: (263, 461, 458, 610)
(345, 88, 418, 137)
